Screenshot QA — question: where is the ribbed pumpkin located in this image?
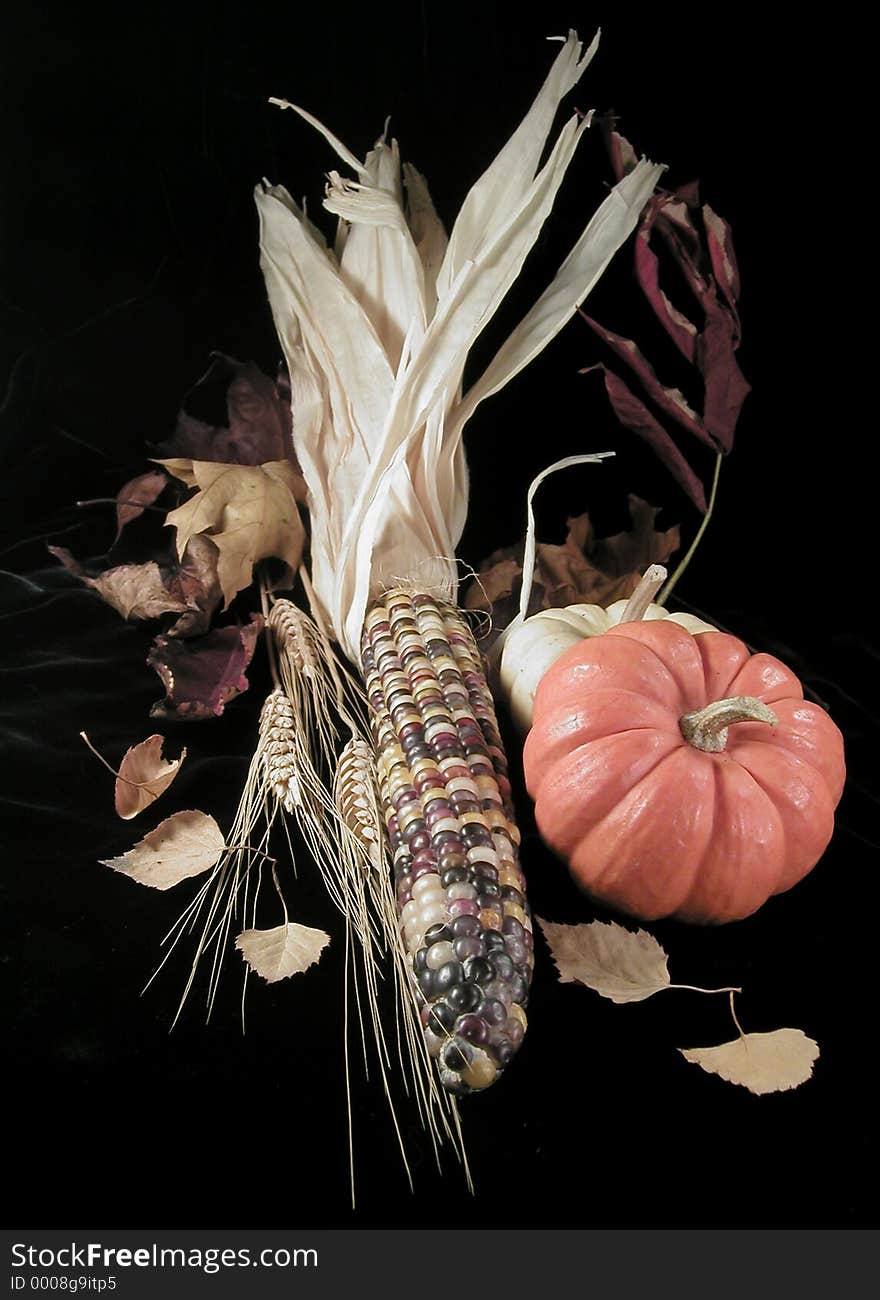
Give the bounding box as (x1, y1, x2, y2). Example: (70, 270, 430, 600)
(523, 619, 846, 923)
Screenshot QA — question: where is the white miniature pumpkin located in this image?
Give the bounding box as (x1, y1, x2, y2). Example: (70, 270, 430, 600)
(498, 565, 715, 733)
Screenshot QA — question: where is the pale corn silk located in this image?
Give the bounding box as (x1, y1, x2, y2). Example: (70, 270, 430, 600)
(254, 29, 665, 665)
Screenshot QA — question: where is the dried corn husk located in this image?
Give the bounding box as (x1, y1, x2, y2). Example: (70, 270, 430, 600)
(256, 30, 664, 664)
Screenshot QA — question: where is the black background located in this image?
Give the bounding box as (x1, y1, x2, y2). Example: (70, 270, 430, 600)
(2, 1, 875, 1232)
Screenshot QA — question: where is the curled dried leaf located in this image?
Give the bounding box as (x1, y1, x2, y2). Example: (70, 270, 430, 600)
(49, 549, 192, 622)
(100, 810, 225, 890)
(538, 917, 671, 1003)
(114, 735, 186, 819)
(235, 923, 330, 983)
(680, 1029, 820, 1096)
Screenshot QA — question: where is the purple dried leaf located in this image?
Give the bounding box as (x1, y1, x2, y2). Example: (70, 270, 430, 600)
(606, 129, 640, 181)
(147, 614, 264, 721)
(585, 365, 708, 511)
(579, 312, 715, 449)
(635, 212, 700, 363)
(703, 202, 742, 334)
(156, 354, 293, 468)
(696, 298, 751, 451)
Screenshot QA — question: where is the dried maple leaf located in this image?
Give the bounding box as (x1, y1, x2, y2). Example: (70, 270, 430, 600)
(235, 923, 330, 983)
(114, 735, 187, 819)
(464, 495, 679, 636)
(538, 917, 671, 1003)
(147, 614, 263, 720)
(162, 460, 306, 609)
(100, 810, 225, 889)
(680, 1029, 820, 1096)
(114, 469, 168, 540)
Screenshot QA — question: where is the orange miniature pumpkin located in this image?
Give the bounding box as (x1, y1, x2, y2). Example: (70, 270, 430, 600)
(523, 619, 846, 923)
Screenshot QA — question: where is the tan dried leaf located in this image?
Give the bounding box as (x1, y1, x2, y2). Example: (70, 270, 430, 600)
(679, 1029, 820, 1096)
(89, 562, 191, 621)
(114, 735, 186, 819)
(164, 460, 306, 608)
(538, 917, 671, 1003)
(100, 810, 225, 890)
(235, 923, 330, 983)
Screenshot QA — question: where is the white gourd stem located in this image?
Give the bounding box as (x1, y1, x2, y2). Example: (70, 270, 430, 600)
(619, 564, 667, 622)
(517, 452, 614, 624)
(679, 695, 778, 753)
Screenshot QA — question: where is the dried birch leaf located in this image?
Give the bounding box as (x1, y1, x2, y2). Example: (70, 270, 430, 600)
(100, 810, 224, 890)
(114, 470, 168, 540)
(147, 614, 263, 720)
(538, 917, 671, 1003)
(114, 735, 186, 819)
(163, 460, 305, 608)
(680, 1029, 820, 1096)
(235, 923, 330, 982)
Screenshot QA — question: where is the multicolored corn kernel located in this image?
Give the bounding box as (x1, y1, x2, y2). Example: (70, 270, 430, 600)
(362, 587, 533, 1094)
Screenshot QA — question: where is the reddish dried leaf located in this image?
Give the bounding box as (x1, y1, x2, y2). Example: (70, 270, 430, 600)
(606, 128, 639, 181)
(586, 132, 749, 507)
(703, 202, 742, 327)
(147, 613, 264, 720)
(579, 313, 713, 447)
(696, 297, 751, 450)
(587, 366, 709, 510)
(114, 470, 168, 540)
(465, 496, 680, 634)
(634, 201, 700, 362)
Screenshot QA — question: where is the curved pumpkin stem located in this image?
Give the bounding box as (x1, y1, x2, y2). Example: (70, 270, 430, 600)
(620, 564, 667, 623)
(680, 695, 778, 753)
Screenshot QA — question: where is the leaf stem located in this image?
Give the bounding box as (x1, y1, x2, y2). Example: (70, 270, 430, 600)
(76, 497, 166, 512)
(729, 988, 746, 1041)
(79, 730, 119, 778)
(658, 450, 723, 605)
(669, 982, 743, 997)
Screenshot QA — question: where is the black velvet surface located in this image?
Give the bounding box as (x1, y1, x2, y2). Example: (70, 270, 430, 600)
(2, 3, 874, 1230)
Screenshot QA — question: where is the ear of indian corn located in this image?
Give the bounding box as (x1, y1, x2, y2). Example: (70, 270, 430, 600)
(361, 586, 533, 1095)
